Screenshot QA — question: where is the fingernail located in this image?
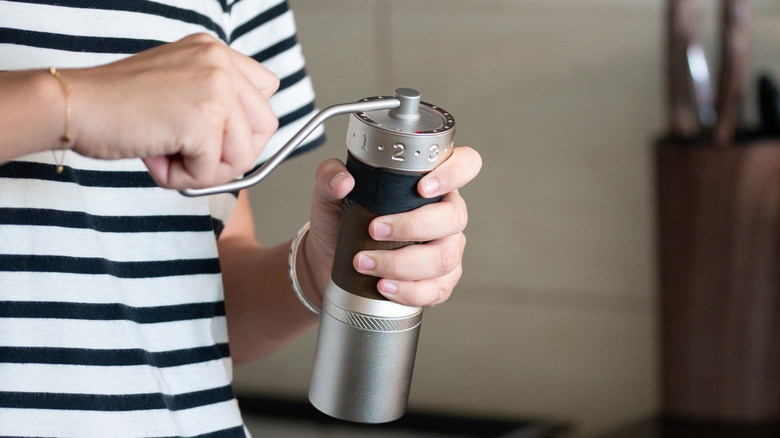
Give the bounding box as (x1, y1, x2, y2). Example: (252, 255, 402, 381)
(329, 172, 349, 191)
(357, 254, 376, 271)
(372, 222, 392, 239)
(421, 178, 440, 197)
(380, 281, 398, 295)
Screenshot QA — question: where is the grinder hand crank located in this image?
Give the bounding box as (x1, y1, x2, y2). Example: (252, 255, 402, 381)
(181, 88, 456, 423)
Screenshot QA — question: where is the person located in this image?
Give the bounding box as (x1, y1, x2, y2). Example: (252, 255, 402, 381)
(0, 1, 482, 437)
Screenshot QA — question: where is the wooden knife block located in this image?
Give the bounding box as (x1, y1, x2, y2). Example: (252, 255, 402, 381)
(656, 139, 780, 423)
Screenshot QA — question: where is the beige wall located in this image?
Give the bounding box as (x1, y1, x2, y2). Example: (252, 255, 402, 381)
(233, 1, 780, 436)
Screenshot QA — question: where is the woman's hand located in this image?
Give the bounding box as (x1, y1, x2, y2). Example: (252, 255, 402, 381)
(305, 146, 482, 308)
(63, 33, 279, 189)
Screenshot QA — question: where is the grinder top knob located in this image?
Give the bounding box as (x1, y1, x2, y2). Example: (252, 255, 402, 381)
(347, 88, 456, 173)
(388, 87, 421, 122)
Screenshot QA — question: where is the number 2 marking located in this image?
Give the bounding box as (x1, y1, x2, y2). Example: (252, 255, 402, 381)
(392, 143, 405, 161)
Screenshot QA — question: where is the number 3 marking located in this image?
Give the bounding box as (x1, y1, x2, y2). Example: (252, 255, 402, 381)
(428, 144, 440, 162)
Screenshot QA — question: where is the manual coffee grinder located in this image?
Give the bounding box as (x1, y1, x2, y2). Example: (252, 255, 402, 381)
(183, 88, 456, 423)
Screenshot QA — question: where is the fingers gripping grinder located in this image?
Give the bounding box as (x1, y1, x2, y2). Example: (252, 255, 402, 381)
(182, 88, 455, 423)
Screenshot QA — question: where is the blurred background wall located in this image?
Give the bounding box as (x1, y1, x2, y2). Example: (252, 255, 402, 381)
(233, 1, 780, 436)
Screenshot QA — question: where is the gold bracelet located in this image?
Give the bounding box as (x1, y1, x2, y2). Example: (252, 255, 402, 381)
(49, 67, 72, 174)
(288, 221, 321, 315)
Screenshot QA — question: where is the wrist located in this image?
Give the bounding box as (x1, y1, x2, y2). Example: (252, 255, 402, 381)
(47, 68, 75, 172)
(0, 70, 76, 164)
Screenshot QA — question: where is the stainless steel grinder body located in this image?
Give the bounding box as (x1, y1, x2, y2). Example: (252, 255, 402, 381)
(309, 88, 455, 423)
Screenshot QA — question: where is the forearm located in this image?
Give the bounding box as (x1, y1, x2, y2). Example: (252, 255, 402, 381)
(0, 70, 68, 163)
(218, 234, 326, 364)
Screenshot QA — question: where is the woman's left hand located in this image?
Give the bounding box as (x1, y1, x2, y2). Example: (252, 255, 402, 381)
(305, 146, 482, 308)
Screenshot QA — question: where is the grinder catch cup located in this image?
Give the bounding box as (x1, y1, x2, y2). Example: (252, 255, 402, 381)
(181, 88, 456, 423)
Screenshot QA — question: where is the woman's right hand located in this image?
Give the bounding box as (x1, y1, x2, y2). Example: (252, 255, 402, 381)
(65, 33, 280, 190)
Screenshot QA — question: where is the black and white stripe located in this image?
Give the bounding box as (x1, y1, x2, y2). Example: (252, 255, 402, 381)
(0, 0, 322, 436)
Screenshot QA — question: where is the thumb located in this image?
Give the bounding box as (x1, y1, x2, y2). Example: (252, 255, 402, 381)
(307, 158, 354, 259)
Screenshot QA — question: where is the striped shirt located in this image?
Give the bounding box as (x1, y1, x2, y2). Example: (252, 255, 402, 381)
(0, 1, 323, 436)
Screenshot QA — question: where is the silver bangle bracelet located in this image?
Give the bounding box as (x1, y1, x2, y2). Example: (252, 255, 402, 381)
(288, 221, 321, 315)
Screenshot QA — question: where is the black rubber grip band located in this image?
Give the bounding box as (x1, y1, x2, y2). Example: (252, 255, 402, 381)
(345, 153, 440, 215)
